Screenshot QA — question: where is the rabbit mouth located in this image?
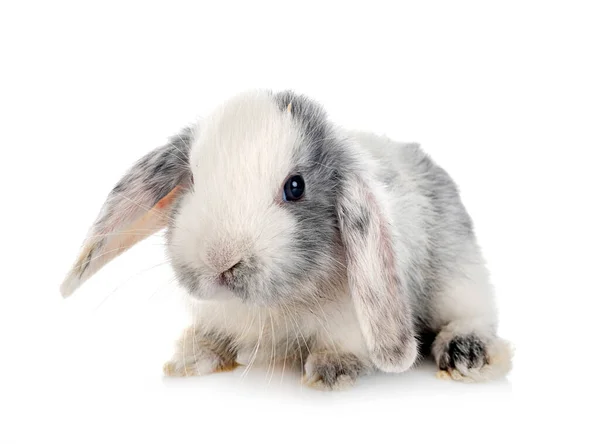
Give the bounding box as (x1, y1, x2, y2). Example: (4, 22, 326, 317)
(217, 260, 241, 287)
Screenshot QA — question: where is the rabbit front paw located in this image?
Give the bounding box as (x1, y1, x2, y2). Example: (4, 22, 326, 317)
(163, 347, 238, 377)
(302, 351, 369, 390)
(163, 327, 237, 377)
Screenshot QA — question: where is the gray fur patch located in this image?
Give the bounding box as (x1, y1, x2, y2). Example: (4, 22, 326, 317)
(266, 91, 353, 305)
(199, 330, 238, 364)
(438, 334, 488, 370)
(345, 204, 371, 236)
(375, 142, 479, 334)
(305, 352, 369, 389)
(171, 261, 200, 295)
(95, 127, 193, 234)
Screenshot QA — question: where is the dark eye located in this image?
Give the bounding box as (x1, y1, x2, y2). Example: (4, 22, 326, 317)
(283, 175, 305, 202)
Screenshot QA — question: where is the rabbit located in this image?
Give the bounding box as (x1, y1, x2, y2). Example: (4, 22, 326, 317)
(60, 90, 512, 389)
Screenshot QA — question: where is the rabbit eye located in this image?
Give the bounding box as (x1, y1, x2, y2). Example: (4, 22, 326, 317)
(283, 175, 305, 202)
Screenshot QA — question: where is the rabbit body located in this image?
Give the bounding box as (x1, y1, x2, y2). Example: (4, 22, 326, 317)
(63, 90, 512, 389)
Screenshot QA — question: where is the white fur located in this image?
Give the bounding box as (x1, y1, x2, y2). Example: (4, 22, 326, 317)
(61, 90, 511, 386)
(170, 92, 301, 302)
(165, 95, 509, 382)
(174, 290, 370, 373)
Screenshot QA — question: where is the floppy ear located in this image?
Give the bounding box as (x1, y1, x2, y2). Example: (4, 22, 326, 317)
(60, 129, 193, 297)
(337, 170, 418, 372)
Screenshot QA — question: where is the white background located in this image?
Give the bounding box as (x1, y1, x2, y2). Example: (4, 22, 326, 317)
(1, 1, 599, 443)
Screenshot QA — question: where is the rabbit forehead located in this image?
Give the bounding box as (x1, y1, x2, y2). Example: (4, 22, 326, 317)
(189, 90, 298, 191)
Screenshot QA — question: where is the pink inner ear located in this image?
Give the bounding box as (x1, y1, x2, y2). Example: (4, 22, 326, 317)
(100, 185, 182, 256)
(60, 186, 182, 297)
(154, 186, 182, 210)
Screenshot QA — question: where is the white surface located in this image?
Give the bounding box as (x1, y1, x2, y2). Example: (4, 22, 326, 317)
(1, 1, 599, 443)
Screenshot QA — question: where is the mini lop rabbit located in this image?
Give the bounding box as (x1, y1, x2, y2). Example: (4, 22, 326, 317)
(61, 90, 512, 389)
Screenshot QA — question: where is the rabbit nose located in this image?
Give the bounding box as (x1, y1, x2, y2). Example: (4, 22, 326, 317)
(221, 259, 241, 274)
(206, 243, 242, 273)
(218, 260, 242, 285)
(206, 235, 252, 273)
(211, 255, 242, 274)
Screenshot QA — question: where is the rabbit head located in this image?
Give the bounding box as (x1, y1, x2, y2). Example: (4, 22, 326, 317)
(61, 90, 414, 371)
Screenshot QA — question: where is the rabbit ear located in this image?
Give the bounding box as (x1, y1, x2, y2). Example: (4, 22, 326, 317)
(337, 170, 418, 372)
(60, 129, 193, 297)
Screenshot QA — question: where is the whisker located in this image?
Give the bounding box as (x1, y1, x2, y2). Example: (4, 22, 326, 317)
(94, 260, 172, 310)
(240, 310, 263, 382)
(267, 309, 277, 385)
(280, 308, 290, 387)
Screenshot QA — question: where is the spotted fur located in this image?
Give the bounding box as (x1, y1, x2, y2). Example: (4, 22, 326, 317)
(61, 90, 512, 388)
